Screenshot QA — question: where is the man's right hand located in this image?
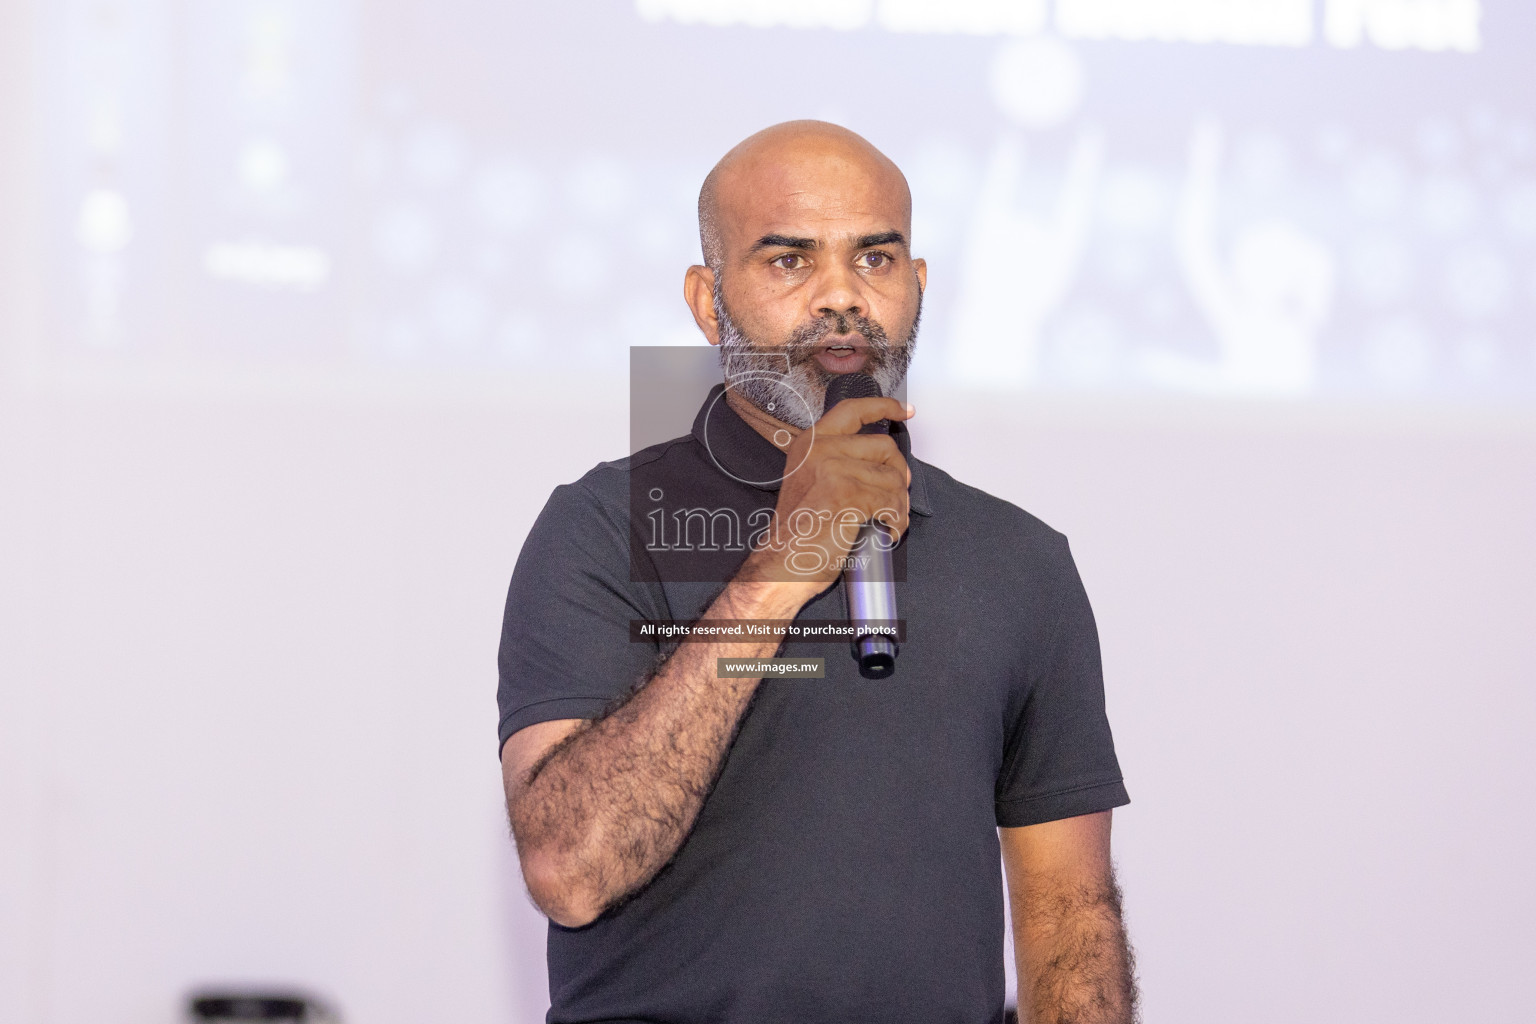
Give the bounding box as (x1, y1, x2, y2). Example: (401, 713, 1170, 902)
(738, 395, 914, 602)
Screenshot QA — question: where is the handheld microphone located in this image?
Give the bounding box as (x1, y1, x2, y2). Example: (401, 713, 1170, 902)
(821, 373, 900, 680)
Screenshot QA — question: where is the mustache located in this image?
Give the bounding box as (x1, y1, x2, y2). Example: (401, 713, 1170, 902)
(781, 311, 894, 368)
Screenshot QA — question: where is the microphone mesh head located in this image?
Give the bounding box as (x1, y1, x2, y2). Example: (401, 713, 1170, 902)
(822, 372, 883, 415)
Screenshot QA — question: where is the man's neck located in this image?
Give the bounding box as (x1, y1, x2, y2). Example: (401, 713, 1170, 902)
(723, 389, 802, 451)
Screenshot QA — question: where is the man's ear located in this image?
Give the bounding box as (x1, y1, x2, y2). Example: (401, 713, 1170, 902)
(683, 265, 721, 346)
(913, 257, 927, 296)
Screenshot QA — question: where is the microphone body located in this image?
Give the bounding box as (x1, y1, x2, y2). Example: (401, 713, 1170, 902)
(845, 523, 898, 678)
(821, 373, 900, 680)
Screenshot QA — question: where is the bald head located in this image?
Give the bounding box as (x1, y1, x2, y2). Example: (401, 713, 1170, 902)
(698, 121, 912, 272)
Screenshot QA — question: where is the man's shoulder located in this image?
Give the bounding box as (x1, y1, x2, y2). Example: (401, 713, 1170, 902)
(910, 456, 1080, 576)
(913, 457, 1065, 540)
(908, 458, 1095, 629)
(518, 433, 706, 586)
(548, 432, 704, 520)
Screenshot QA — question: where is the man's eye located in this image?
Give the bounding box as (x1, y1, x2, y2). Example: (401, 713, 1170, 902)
(773, 254, 804, 270)
(860, 251, 890, 268)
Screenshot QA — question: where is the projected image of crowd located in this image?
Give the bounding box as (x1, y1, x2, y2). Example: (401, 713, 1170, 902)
(43, 0, 1536, 401)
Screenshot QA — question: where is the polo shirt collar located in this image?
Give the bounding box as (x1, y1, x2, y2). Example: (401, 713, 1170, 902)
(689, 383, 935, 517)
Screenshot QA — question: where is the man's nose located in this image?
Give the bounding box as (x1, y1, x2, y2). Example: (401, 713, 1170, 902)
(808, 261, 863, 324)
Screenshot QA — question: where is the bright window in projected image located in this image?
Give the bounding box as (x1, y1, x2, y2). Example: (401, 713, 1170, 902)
(30, 0, 1536, 402)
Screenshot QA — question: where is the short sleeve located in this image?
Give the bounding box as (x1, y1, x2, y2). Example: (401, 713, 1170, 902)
(496, 479, 663, 755)
(995, 537, 1129, 827)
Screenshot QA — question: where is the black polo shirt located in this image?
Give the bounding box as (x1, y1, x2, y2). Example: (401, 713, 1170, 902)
(498, 385, 1128, 1024)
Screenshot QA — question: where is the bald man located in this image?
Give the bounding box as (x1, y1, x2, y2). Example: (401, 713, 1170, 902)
(497, 122, 1136, 1024)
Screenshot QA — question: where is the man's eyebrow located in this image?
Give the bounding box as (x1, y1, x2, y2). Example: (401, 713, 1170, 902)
(856, 231, 907, 249)
(748, 231, 909, 255)
(749, 234, 818, 253)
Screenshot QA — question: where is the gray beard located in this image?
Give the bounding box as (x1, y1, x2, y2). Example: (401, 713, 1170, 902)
(714, 275, 920, 429)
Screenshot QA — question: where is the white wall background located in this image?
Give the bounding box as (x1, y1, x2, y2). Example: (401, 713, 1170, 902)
(3, 2, 1534, 1022)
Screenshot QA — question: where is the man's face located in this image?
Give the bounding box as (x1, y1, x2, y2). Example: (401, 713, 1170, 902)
(704, 141, 927, 428)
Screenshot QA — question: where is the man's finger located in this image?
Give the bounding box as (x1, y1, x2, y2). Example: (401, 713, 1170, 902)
(814, 433, 907, 470)
(815, 396, 914, 436)
(830, 458, 907, 495)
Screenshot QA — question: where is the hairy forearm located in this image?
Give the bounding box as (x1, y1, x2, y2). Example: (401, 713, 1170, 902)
(509, 578, 805, 926)
(1016, 874, 1139, 1024)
